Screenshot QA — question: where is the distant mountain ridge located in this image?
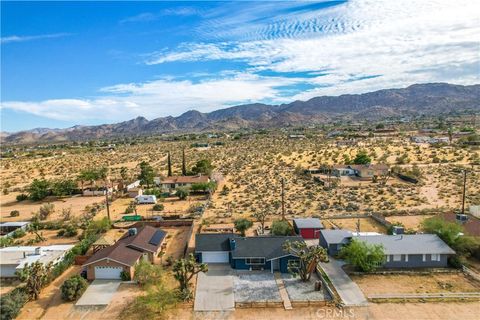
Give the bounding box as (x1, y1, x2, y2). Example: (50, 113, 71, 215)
(3, 83, 479, 144)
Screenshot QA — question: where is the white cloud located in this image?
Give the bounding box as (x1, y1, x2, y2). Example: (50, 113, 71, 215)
(2, 73, 302, 122)
(1, 33, 71, 44)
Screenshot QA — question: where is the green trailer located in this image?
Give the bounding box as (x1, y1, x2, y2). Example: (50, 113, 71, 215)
(122, 215, 143, 221)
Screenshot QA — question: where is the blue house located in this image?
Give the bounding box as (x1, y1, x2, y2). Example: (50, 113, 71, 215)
(195, 234, 303, 273)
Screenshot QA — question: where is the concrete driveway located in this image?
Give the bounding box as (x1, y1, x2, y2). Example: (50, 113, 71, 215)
(76, 280, 121, 307)
(319, 258, 368, 306)
(194, 264, 234, 311)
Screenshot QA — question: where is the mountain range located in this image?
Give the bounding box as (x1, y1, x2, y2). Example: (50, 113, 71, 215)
(2, 83, 479, 144)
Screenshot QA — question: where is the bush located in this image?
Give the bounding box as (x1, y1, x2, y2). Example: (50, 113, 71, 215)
(271, 220, 293, 236)
(11, 228, 25, 239)
(448, 256, 464, 269)
(176, 187, 190, 200)
(152, 204, 164, 211)
(10, 210, 20, 217)
(61, 275, 88, 301)
(120, 270, 131, 281)
(38, 203, 55, 220)
(0, 287, 28, 320)
(339, 239, 385, 272)
(27, 179, 51, 201)
(16, 194, 28, 202)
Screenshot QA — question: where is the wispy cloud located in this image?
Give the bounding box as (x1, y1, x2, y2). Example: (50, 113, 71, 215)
(1, 33, 71, 44)
(120, 7, 201, 24)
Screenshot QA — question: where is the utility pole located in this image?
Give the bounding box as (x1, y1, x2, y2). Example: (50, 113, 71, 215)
(281, 177, 286, 220)
(105, 190, 111, 222)
(461, 169, 467, 214)
(167, 151, 172, 177)
(182, 148, 187, 176)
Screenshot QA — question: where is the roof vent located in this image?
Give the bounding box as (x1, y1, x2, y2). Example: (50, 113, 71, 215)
(128, 228, 138, 236)
(456, 214, 468, 223)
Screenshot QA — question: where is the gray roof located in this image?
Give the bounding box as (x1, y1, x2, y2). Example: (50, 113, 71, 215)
(195, 233, 235, 252)
(354, 234, 455, 255)
(320, 229, 353, 244)
(231, 236, 303, 261)
(293, 218, 324, 229)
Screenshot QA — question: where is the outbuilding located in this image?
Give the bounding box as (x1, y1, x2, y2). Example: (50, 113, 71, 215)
(293, 218, 324, 239)
(135, 194, 156, 204)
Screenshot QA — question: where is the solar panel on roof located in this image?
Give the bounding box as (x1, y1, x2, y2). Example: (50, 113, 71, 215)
(149, 230, 165, 246)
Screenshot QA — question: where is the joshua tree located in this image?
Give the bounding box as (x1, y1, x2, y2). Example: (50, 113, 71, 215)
(234, 218, 253, 237)
(173, 254, 208, 300)
(17, 261, 52, 300)
(252, 207, 272, 235)
(283, 240, 328, 282)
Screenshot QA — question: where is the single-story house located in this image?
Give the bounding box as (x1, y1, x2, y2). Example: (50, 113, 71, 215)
(440, 213, 480, 237)
(0, 245, 74, 278)
(348, 164, 389, 179)
(293, 218, 324, 239)
(195, 234, 303, 273)
(355, 234, 455, 268)
(319, 230, 456, 268)
(128, 187, 143, 198)
(156, 175, 210, 191)
(125, 180, 141, 191)
(319, 229, 353, 255)
(83, 226, 166, 280)
(0, 222, 30, 237)
(332, 165, 356, 177)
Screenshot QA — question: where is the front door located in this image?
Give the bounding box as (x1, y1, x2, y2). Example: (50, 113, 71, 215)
(272, 258, 280, 271)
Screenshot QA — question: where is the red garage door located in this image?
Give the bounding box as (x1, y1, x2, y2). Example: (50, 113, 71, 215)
(300, 228, 320, 239)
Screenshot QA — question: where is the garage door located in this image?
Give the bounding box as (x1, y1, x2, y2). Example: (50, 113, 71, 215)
(202, 251, 229, 263)
(94, 266, 123, 279)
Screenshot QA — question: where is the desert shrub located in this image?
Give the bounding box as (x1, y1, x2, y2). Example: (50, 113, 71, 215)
(176, 187, 189, 200)
(11, 228, 26, 239)
(271, 220, 293, 236)
(0, 287, 28, 320)
(38, 203, 55, 220)
(16, 194, 28, 202)
(0, 237, 15, 248)
(57, 225, 77, 237)
(27, 179, 51, 201)
(152, 204, 164, 211)
(61, 275, 88, 301)
(10, 210, 20, 217)
(339, 239, 385, 272)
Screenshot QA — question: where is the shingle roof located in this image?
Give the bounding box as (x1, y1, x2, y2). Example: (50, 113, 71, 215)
(354, 234, 455, 255)
(231, 236, 303, 261)
(320, 229, 353, 244)
(195, 233, 235, 252)
(293, 218, 323, 229)
(84, 226, 166, 267)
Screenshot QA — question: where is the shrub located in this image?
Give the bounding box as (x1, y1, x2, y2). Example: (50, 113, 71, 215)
(27, 179, 51, 201)
(16, 194, 28, 202)
(271, 220, 293, 236)
(11, 228, 25, 239)
(10, 210, 20, 217)
(176, 187, 189, 200)
(152, 204, 164, 211)
(234, 218, 253, 237)
(120, 270, 131, 281)
(0, 287, 28, 320)
(339, 239, 385, 272)
(61, 275, 88, 301)
(38, 203, 55, 220)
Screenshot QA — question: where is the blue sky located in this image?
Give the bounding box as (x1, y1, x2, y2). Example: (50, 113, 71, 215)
(1, 0, 479, 132)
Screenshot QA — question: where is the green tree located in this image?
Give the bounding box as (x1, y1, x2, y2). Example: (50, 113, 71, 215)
(283, 241, 329, 281)
(134, 260, 164, 287)
(353, 150, 371, 165)
(339, 239, 385, 272)
(271, 220, 293, 236)
(234, 218, 253, 236)
(51, 179, 77, 196)
(176, 187, 190, 200)
(191, 159, 214, 176)
(172, 254, 208, 300)
(27, 179, 51, 201)
(0, 288, 28, 320)
(191, 182, 217, 192)
(61, 275, 88, 301)
(138, 161, 155, 187)
(17, 261, 52, 300)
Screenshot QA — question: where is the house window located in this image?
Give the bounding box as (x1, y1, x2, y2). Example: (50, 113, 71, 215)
(386, 255, 390, 262)
(405, 255, 408, 262)
(393, 254, 401, 261)
(246, 258, 265, 265)
(431, 254, 440, 262)
(422, 254, 426, 262)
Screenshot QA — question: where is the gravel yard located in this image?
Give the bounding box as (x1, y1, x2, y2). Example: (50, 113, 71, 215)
(282, 273, 329, 301)
(233, 272, 281, 302)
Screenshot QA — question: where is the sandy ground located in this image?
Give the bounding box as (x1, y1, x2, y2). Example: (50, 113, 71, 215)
(17, 229, 80, 246)
(351, 273, 480, 295)
(1, 192, 105, 222)
(0, 278, 22, 296)
(385, 215, 434, 231)
(327, 217, 387, 233)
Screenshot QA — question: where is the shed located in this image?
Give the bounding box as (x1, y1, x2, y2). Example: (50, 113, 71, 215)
(293, 218, 324, 239)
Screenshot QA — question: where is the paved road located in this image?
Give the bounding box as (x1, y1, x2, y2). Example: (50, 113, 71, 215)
(76, 280, 121, 307)
(319, 259, 368, 307)
(194, 264, 235, 311)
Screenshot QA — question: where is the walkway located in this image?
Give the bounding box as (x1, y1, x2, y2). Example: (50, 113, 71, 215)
(274, 272, 292, 310)
(76, 280, 122, 307)
(319, 258, 368, 306)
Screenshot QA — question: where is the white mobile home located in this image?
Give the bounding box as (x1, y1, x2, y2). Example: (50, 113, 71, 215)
(135, 195, 157, 204)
